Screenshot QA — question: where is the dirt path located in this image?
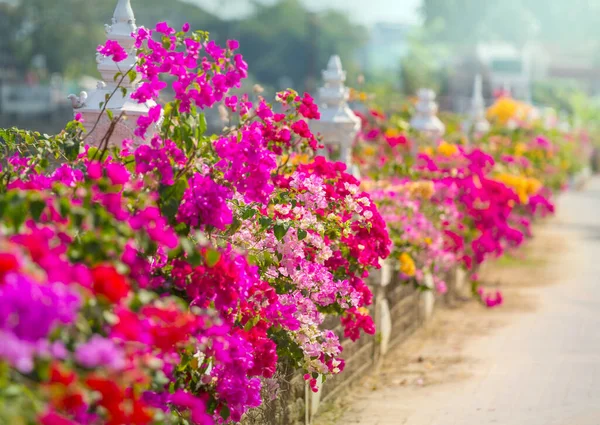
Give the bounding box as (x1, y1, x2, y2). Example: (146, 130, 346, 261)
(315, 178, 600, 425)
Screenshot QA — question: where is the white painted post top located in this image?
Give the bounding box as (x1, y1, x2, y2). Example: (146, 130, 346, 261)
(465, 74, 490, 135)
(410, 88, 445, 140)
(69, 0, 156, 146)
(311, 55, 361, 174)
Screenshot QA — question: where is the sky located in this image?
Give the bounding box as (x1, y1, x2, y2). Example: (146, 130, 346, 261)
(183, 0, 422, 25)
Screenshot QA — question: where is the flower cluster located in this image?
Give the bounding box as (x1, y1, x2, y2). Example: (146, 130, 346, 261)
(352, 97, 587, 307)
(0, 23, 389, 425)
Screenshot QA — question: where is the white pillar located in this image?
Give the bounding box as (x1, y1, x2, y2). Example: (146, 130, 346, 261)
(409, 88, 445, 143)
(464, 74, 490, 136)
(311, 56, 361, 176)
(69, 0, 157, 146)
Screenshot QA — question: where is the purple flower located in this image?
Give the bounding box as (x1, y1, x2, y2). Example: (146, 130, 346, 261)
(155, 21, 176, 35)
(213, 126, 277, 205)
(0, 274, 80, 342)
(97, 40, 128, 63)
(0, 275, 80, 371)
(75, 336, 125, 371)
(177, 174, 233, 230)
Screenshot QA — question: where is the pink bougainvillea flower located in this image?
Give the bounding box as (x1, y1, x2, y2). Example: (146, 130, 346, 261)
(97, 40, 128, 63)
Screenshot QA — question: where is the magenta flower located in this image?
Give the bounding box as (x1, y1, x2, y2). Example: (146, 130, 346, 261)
(74, 336, 125, 371)
(97, 40, 128, 63)
(177, 174, 233, 230)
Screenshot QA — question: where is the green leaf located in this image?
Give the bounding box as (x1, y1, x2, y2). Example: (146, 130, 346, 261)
(106, 109, 114, 121)
(205, 249, 221, 267)
(29, 199, 46, 221)
(297, 228, 308, 240)
(127, 70, 137, 83)
(198, 113, 207, 135)
(87, 147, 99, 159)
(220, 405, 231, 421)
(274, 223, 289, 241)
(188, 250, 203, 267)
(0, 199, 7, 220)
(62, 138, 81, 161)
(59, 197, 70, 217)
(159, 180, 187, 222)
(226, 217, 242, 236)
(259, 217, 272, 231)
(241, 208, 256, 220)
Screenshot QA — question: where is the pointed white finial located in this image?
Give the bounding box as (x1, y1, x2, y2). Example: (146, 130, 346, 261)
(69, 0, 156, 146)
(311, 55, 361, 171)
(97, 0, 137, 88)
(410, 88, 445, 142)
(319, 55, 349, 108)
(464, 74, 490, 135)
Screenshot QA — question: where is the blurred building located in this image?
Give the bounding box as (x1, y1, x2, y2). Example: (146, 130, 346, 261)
(538, 44, 600, 95)
(475, 42, 535, 102)
(360, 22, 413, 79)
(445, 40, 600, 113)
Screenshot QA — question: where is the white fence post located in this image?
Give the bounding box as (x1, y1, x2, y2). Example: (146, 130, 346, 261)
(464, 74, 490, 137)
(410, 88, 445, 147)
(69, 0, 157, 146)
(311, 55, 361, 177)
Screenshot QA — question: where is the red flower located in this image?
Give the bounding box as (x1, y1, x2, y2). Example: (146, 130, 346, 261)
(141, 305, 200, 352)
(39, 410, 77, 425)
(86, 377, 152, 425)
(91, 265, 130, 304)
(111, 308, 151, 343)
(0, 252, 19, 281)
(49, 363, 76, 386)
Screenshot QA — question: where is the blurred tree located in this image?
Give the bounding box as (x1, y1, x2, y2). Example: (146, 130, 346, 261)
(231, 0, 366, 91)
(421, 0, 600, 48)
(399, 29, 449, 95)
(420, 0, 489, 45)
(3, 0, 364, 92)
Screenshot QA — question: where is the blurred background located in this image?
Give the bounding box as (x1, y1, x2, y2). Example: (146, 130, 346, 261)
(2, 0, 600, 133)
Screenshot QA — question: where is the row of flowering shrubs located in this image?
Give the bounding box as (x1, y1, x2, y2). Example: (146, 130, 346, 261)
(0, 22, 589, 425)
(353, 93, 589, 303)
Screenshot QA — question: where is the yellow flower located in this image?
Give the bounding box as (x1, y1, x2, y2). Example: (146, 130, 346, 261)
(385, 128, 400, 138)
(358, 307, 370, 315)
(362, 145, 377, 157)
(289, 153, 310, 165)
(424, 237, 432, 246)
(487, 97, 530, 125)
(514, 142, 527, 157)
(399, 252, 416, 277)
(495, 173, 542, 204)
(437, 140, 459, 157)
(406, 181, 435, 200)
(421, 146, 434, 156)
(359, 92, 368, 102)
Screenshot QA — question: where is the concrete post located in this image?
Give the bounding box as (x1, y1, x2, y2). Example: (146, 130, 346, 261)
(409, 88, 445, 145)
(68, 0, 157, 146)
(464, 74, 490, 136)
(311, 55, 361, 177)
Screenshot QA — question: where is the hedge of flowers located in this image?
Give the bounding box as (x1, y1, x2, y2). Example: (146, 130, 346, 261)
(354, 92, 588, 303)
(0, 21, 590, 425)
(0, 23, 390, 425)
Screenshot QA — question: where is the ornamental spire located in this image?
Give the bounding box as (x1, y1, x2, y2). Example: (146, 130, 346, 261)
(409, 88, 445, 140)
(311, 55, 361, 174)
(466, 74, 490, 135)
(98, 0, 137, 88)
(68, 0, 156, 146)
(319, 55, 348, 107)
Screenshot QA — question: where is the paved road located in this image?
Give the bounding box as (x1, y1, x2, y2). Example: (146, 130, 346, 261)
(332, 177, 600, 425)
